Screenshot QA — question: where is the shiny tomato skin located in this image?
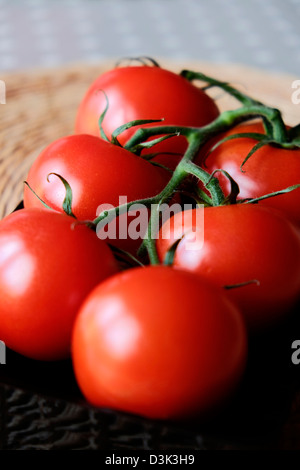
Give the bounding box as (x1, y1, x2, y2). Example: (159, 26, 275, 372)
(23, 134, 167, 220)
(75, 66, 219, 163)
(23, 134, 168, 255)
(156, 204, 300, 331)
(0, 208, 118, 361)
(72, 266, 247, 421)
(198, 122, 300, 226)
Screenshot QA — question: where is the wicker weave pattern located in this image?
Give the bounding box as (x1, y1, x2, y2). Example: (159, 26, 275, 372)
(0, 61, 297, 219)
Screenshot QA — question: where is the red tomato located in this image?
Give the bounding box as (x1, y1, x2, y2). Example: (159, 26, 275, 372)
(156, 204, 300, 331)
(72, 265, 247, 420)
(75, 65, 219, 169)
(197, 122, 300, 226)
(23, 134, 168, 255)
(0, 208, 118, 361)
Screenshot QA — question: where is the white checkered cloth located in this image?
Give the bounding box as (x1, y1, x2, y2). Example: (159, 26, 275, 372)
(0, 0, 299, 75)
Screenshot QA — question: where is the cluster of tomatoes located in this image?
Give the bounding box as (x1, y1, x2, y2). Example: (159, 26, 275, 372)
(0, 60, 300, 421)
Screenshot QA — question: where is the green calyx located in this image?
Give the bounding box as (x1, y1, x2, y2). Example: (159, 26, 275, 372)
(30, 66, 300, 266)
(93, 67, 300, 263)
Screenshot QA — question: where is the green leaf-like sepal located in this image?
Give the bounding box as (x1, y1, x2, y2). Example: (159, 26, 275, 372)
(47, 173, 76, 219)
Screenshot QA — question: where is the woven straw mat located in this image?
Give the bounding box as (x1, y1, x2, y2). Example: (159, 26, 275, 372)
(0, 59, 298, 219)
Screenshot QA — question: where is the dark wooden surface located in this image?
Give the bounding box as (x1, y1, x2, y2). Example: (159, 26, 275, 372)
(0, 305, 300, 451)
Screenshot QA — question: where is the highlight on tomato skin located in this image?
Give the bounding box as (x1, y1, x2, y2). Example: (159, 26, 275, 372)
(23, 134, 169, 256)
(71, 265, 248, 421)
(74, 65, 220, 161)
(0, 208, 119, 361)
(156, 204, 300, 332)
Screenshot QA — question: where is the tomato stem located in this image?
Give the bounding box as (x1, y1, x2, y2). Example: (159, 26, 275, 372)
(115, 56, 161, 68)
(180, 70, 288, 143)
(47, 173, 76, 218)
(95, 68, 296, 264)
(240, 183, 300, 205)
(142, 205, 161, 265)
(180, 69, 261, 107)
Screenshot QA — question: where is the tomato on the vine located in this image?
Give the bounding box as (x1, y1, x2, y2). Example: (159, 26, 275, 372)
(0, 208, 118, 361)
(72, 265, 247, 420)
(23, 134, 168, 255)
(156, 204, 300, 330)
(75, 65, 220, 170)
(196, 122, 300, 226)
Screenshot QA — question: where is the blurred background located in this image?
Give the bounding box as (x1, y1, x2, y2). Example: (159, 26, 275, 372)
(0, 0, 299, 76)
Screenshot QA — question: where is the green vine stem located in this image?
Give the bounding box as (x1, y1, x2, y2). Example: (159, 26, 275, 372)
(180, 69, 288, 143)
(115, 56, 161, 68)
(92, 69, 299, 264)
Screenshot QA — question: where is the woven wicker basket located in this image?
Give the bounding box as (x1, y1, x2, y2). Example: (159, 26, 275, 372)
(0, 60, 298, 218)
(0, 60, 299, 450)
